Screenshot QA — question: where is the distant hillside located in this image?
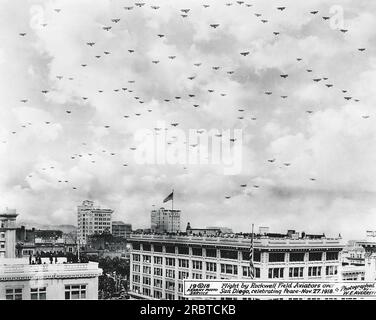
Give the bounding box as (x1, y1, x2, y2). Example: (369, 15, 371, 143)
(16, 220, 77, 234)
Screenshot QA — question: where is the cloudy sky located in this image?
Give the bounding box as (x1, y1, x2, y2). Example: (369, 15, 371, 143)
(1, 0, 376, 239)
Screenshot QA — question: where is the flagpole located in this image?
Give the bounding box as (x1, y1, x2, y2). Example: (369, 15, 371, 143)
(171, 189, 174, 233)
(250, 223, 255, 279)
(173, 189, 175, 210)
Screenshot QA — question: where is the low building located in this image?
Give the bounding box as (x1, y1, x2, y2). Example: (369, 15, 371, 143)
(186, 223, 233, 236)
(86, 233, 128, 252)
(128, 230, 344, 300)
(112, 221, 132, 238)
(0, 258, 102, 300)
(15, 226, 77, 257)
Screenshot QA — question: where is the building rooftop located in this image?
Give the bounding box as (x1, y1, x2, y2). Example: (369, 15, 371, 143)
(129, 233, 345, 250)
(0, 258, 102, 281)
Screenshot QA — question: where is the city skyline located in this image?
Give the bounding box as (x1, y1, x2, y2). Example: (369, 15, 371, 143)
(1, 0, 376, 240)
(8, 200, 362, 242)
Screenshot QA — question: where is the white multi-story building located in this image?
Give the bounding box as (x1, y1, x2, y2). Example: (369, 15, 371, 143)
(77, 200, 113, 245)
(340, 242, 365, 281)
(0, 259, 102, 300)
(0, 209, 18, 259)
(128, 231, 344, 300)
(0, 210, 102, 300)
(356, 233, 376, 282)
(151, 208, 181, 233)
(341, 245, 365, 266)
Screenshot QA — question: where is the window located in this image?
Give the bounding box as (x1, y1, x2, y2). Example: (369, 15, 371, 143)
(142, 244, 151, 251)
(143, 277, 151, 286)
(154, 279, 163, 288)
(268, 252, 285, 262)
(153, 244, 162, 252)
(326, 266, 338, 276)
(178, 271, 189, 280)
(65, 285, 87, 300)
(220, 250, 238, 260)
(220, 264, 238, 275)
(132, 254, 140, 261)
(165, 245, 175, 254)
(166, 269, 175, 279)
(178, 246, 189, 255)
(326, 252, 338, 261)
(289, 252, 305, 262)
(308, 266, 322, 277)
(154, 290, 162, 299)
(268, 268, 284, 279)
(206, 262, 217, 272)
(133, 243, 140, 250)
(154, 267, 163, 276)
(178, 259, 189, 268)
(309, 252, 322, 261)
(6, 288, 23, 300)
(143, 266, 151, 274)
(132, 285, 140, 293)
(154, 256, 163, 265)
(133, 275, 140, 283)
(166, 257, 175, 266)
(143, 255, 151, 263)
(242, 250, 260, 262)
(192, 273, 202, 279)
(192, 260, 202, 270)
(143, 288, 151, 296)
(206, 248, 217, 258)
(289, 267, 304, 278)
(165, 281, 175, 291)
(178, 283, 184, 293)
(192, 247, 203, 256)
(242, 266, 260, 278)
(165, 293, 175, 300)
(133, 264, 140, 272)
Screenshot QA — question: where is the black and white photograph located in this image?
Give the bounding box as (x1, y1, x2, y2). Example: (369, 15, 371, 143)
(1, 0, 376, 309)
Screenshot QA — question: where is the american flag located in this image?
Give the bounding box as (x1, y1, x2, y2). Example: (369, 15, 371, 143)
(249, 224, 255, 279)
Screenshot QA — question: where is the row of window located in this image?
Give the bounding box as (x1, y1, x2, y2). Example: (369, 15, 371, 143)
(133, 265, 337, 281)
(133, 257, 235, 273)
(133, 245, 259, 260)
(268, 266, 338, 278)
(132, 250, 339, 263)
(5, 285, 87, 300)
(132, 285, 182, 300)
(268, 252, 338, 262)
(134, 257, 338, 275)
(133, 277, 193, 293)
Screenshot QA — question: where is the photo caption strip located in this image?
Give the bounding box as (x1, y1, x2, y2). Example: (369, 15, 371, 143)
(184, 280, 376, 299)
